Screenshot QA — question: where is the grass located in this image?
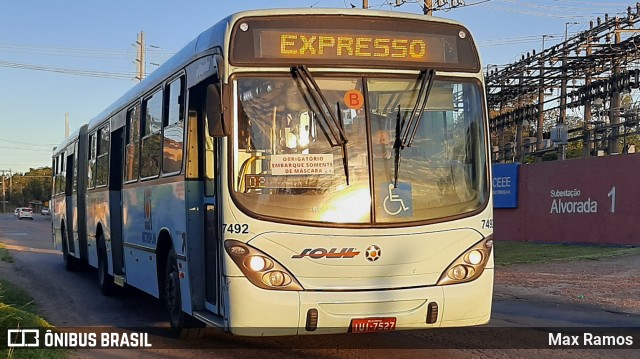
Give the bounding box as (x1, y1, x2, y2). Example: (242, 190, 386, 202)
(495, 240, 640, 266)
(0, 244, 14, 263)
(0, 260, 66, 359)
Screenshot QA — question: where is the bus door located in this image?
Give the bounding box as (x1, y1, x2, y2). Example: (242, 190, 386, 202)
(185, 59, 223, 318)
(203, 133, 220, 314)
(109, 127, 125, 277)
(65, 151, 76, 256)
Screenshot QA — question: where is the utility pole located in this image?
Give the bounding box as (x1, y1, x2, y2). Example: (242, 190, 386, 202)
(609, 17, 622, 155)
(136, 31, 146, 82)
(537, 35, 553, 161)
(0, 169, 11, 213)
(1, 172, 5, 214)
(362, 0, 368, 8)
(516, 76, 526, 163)
(498, 76, 506, 162)
(424, 0, 433, 15)
(65, 112, 69, 138)
(582, 26, 593, 158)
(558, 22, 577, 160)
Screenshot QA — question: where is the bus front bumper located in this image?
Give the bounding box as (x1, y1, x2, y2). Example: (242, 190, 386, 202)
(226, 268, 493, 336)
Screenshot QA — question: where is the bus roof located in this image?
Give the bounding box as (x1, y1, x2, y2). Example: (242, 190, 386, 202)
(226, 7, 465, 25)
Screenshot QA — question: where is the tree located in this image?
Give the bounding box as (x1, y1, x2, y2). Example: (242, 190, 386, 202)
(6, 167, 52, 210)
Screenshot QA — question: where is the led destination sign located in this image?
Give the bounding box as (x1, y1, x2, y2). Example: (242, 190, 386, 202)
(258, 30, 453, 64)
(231, 16, 480, 71)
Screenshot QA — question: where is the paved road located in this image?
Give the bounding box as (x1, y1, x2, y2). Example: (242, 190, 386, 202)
(0, 213, 637, 358)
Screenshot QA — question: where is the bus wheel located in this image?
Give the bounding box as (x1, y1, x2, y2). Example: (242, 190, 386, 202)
(62, 227, 78, 271)
(97, 234, 117, 296)
(164, 247, 203, 339)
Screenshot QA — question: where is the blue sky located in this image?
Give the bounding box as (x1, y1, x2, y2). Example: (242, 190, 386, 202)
(0, 0, 632, 173)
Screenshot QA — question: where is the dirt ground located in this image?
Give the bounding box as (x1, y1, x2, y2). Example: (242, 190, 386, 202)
(494, 253, 640, 315)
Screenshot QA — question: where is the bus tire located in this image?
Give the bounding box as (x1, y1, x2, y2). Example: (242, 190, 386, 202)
(62, 225, 79, 271)
(164, 247, 204, 339)
(97, 234, 117, 296)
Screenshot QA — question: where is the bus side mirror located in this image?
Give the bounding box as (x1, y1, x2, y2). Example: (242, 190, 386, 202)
(206, 84, 230, 137)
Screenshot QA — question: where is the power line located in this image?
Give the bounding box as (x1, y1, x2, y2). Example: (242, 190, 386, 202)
(499, 0, 632, 12)
(0, 42, 175, 60)
(549, 0, 632, 5)
(0, 138, 57, 147)
(0, 145, 53, 152)
(433, 0, 493, 11)
(0, 60, 138, 80)
(489, 5, 594, 19)
(477, 32, 590, 47)
(1, 154, 52, 158)
(489, 0, 631, 19)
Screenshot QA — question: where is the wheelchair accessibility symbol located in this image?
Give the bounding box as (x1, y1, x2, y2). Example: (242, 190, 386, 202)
(381, 182, 413, 217)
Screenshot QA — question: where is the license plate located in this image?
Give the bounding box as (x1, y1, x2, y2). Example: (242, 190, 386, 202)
(350, 317, 397, 333)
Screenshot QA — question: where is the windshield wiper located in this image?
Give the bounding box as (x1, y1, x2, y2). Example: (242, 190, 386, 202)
(393, 107, 402, 188)
(291, 66, 350, 184)
(393, 69, 435, 187)
(336, 102, 350, 185)
(292, 66, 348, 147)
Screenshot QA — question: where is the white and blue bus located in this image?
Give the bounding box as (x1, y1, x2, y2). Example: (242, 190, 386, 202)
(52, 8, 493, 337)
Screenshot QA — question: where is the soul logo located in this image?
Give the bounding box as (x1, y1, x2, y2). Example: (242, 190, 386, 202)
(292, 247, 360, 259)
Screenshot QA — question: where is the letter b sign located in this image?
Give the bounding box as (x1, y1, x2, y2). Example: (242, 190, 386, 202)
(344, 90, 364, 110)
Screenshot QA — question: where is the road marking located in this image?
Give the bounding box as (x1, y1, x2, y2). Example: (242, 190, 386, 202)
(2, 233, 29, 236)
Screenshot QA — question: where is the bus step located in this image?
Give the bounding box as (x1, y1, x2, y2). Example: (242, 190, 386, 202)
(193, 311, 225, 328)
(114, 275, 126, 287)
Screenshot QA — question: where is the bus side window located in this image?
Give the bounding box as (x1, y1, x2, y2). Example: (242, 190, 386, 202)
(141, 89, 163, 179)
(59, 154, 66, 195)
(88, 133, 96, 189)
(96, 123, 110, 187)
(125, 105, 140, 182)
(163, 76, 184, 175)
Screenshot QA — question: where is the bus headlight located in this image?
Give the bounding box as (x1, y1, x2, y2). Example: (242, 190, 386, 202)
(466, 250, 483, 265)
(437, 237, 493, 286)
(225, 240, 303, 291)
(247, 255, 272, 271)
(263, 270, 291, 287)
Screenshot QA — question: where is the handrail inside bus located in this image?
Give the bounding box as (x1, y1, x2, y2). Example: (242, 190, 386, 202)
(238, 155, 266, 193)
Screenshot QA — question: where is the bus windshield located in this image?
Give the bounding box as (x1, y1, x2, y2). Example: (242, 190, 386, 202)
(232, 74, 488, 224)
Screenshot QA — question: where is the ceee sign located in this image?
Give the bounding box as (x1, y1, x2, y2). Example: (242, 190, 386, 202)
(492, 163, 519, 208)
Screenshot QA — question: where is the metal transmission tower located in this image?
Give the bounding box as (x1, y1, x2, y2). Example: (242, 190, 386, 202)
(487, 3, 640, 163)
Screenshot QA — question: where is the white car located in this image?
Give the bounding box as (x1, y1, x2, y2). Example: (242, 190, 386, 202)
(41, 207, 51, 215)
(16, 207, 34, 220)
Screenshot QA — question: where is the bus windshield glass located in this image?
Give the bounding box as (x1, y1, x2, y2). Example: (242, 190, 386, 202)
(232, 74, 488, 224)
